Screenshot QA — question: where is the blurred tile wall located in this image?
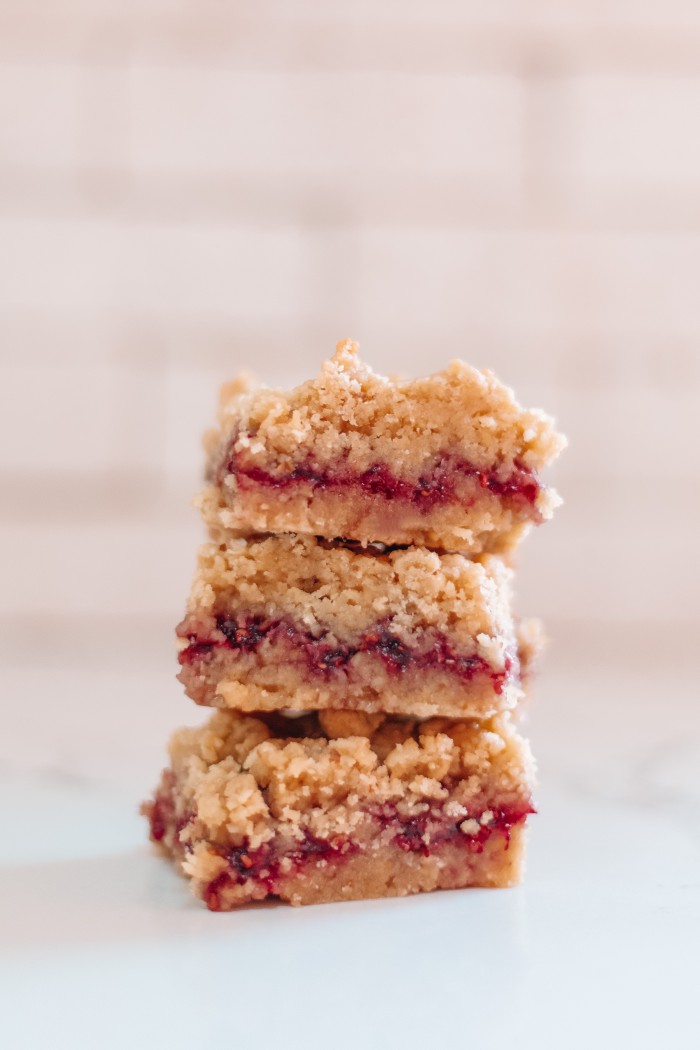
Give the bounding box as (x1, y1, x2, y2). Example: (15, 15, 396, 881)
(2, 0, 699, 716)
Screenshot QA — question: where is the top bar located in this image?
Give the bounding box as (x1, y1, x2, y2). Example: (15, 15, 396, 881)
(200, 340, 565, 553)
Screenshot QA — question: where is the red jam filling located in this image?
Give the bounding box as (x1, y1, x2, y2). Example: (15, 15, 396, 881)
(202, 834, 358, 909)
(226, 447, 541, 514)
(178, 615, 513, 693)
(145, 797, 170, 843)
(153, 800, 534, 910)
(144, 777, 192, 844)
(376, 801, 534, 857)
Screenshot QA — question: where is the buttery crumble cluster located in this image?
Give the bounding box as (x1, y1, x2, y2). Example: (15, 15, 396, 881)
(145, 341, 563, 908)
(167, 709, 532, 844)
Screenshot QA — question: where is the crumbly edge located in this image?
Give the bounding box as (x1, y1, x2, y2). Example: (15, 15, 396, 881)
(205, 339, 566, 478)
(159, 709, 534, 855)
(180, 535, 515, 662)
(516, 617, 546, 682)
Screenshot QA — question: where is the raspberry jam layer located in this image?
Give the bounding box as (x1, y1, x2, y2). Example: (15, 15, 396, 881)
(203, 834, 358, 909)
(146, 775, 191, 846)
(178, 615, 513, 693)
(225, 446, 542, 516)
(375, 800, 534, 857)
(146, 790, 533, 910)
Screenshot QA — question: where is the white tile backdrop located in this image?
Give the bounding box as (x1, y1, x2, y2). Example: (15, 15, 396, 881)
(1, 0, 699, 744)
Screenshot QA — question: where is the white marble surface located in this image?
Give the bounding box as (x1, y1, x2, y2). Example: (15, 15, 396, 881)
(1, 663, 698, 1050)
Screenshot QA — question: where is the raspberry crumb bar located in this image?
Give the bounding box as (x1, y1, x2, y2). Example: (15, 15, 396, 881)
(144, 709, 535, 909)
(144, 339, 563, 911)
(201, 340, 565, 553)
(177, 535, 521, 720)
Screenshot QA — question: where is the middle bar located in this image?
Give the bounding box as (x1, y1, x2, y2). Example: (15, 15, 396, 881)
(177, 534, 521, 720)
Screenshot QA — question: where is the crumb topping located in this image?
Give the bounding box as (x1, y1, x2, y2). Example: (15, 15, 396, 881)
(206, 340, 566, 479)
(183, 534, 514, 656)
(167, 709, 534, 851)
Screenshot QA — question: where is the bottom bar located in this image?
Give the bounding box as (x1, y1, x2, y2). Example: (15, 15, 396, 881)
(144, 709, 535, 909)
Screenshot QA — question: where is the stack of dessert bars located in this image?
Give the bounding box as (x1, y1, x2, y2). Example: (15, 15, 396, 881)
(144, 341, 565, 909)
